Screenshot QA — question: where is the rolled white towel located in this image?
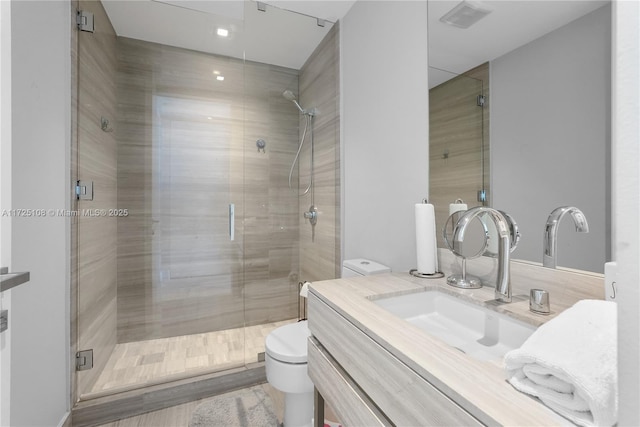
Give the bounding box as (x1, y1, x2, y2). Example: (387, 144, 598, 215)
(504, 299, 617, 427)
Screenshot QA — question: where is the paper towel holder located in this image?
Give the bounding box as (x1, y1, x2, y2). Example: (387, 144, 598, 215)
(411, 199, 445, 279)
(410, 269, 445, 279)
(298, 281, 309, 321)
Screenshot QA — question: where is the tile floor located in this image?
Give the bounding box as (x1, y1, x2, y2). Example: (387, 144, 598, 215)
(89, 319, 297, 394)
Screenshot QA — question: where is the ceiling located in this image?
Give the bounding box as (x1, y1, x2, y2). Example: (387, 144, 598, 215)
(102, 0, 610, 77)
(102, 0, 355, 70)
(428, 0, 610, 87)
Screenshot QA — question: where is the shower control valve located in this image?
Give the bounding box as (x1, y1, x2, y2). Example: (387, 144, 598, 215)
(304, 205, 318, 226)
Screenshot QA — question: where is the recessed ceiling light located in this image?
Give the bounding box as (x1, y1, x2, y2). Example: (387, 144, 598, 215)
(217, 28, 229, 37)
(207, 116, 213, 120)
(440, 1, 492, 29)
(213, 70, 221, 75)
(216, 76, 225, 81)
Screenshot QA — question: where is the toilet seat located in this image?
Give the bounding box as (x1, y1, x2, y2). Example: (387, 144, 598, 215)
(265, 321, 309, 364)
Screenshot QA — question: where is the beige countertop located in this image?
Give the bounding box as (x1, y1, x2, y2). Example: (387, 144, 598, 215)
(308, 262, 603, 426)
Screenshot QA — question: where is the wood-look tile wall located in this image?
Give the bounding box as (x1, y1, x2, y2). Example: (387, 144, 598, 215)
(116, 37, 302, 340)
(429, 63, 490, 248)
(298, 24, 341, 282)
(76, 0, 119, 397)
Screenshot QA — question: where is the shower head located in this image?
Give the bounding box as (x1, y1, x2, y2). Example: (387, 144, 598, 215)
(282, 90, 297, 101)
(282, 90, 305, 114)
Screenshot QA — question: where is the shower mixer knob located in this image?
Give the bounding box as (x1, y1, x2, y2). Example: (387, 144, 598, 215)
(304, 205, 318, 226)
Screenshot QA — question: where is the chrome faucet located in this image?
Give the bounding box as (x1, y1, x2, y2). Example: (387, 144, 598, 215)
(453, 207, 512, 303)
(543, 206, 589, 269)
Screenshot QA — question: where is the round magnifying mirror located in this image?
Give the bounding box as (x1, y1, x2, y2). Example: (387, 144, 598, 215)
(442, 211, 488, 260)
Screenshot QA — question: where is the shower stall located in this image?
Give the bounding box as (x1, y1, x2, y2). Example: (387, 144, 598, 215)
(73, 0, 340, 403)
(429, 64, 489, 249)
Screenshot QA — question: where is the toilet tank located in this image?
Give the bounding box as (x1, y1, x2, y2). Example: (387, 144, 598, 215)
(342, 258, 391, 278)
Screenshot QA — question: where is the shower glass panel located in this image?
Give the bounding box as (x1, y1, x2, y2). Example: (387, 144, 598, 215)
(76, 0, 247, 398)
(429, 67, 486, 248)
(151, 95, 243, 331)
(76, 0, 121, 399)
(76, 0, 340, 401)
(240, 1, 339, 365)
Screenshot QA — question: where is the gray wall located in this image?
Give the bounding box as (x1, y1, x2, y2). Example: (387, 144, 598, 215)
(6, 1, 71, 425)
(341, 1, 430, 273)
(614, 1, 640, 423)
(491, 5, 611, 273)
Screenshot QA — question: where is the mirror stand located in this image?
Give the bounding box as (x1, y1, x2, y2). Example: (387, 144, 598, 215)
(446, 257, 482, 289)
(443, 211, 487, 289)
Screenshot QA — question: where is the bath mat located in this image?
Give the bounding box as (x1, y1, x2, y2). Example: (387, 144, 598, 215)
(189, 385, 279, 427)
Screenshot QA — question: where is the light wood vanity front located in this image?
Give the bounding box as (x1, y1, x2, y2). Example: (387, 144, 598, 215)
(307, 253, 604, 426)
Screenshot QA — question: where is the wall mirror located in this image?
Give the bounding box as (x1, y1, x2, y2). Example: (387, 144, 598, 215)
(428, 0, 611, 273)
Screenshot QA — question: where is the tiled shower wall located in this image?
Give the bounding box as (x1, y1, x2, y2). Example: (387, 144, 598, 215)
(298, 24, 341, 281)
(116, 37, 302, 342)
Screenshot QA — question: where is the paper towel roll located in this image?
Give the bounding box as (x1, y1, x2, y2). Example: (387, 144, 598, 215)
(449, 201, 468, 216)
(415, 203, 438, 274)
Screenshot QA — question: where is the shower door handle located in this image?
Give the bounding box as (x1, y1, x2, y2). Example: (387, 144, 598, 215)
(229, 203, 235, 241)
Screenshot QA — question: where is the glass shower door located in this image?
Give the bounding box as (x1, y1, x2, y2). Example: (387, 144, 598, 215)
(76, 15, 247, 396)
(150, 94, 245, 339)
(76, 0, 341, 400)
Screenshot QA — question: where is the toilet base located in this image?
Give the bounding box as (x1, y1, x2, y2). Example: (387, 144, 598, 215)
(283, 391, 313, 427)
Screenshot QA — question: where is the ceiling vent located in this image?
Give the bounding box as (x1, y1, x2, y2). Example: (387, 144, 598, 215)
(440, 1, 492, 29)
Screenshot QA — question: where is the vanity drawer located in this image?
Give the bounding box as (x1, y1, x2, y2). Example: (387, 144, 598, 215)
(308, 337, 391, 427)
(308, 292, 482, 427)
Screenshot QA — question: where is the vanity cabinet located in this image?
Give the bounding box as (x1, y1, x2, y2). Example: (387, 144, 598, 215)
(306, 260, 603, 426)
(307, 291, 482, 427)
(308, 338, 390, 426)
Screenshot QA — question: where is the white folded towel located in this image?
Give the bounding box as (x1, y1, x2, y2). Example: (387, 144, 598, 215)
(504, 299, 617, 427)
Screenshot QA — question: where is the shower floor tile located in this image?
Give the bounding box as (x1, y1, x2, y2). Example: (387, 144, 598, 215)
(90, 319, 297, 394)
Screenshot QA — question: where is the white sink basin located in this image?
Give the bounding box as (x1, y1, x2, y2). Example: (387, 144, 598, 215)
(374, 290, 536, 361)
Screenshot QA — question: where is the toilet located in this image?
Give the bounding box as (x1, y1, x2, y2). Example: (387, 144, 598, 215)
(265, 321, 314, 427)
(265, 258, 391, 427)
(341, 258, 392, 278)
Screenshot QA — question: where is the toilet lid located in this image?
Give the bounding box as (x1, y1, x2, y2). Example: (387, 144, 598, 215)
(343, 258, 391, 275)
(265, 321, 310, 364)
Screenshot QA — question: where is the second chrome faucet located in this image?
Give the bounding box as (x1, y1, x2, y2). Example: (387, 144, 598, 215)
(543, 206, 589, 269)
